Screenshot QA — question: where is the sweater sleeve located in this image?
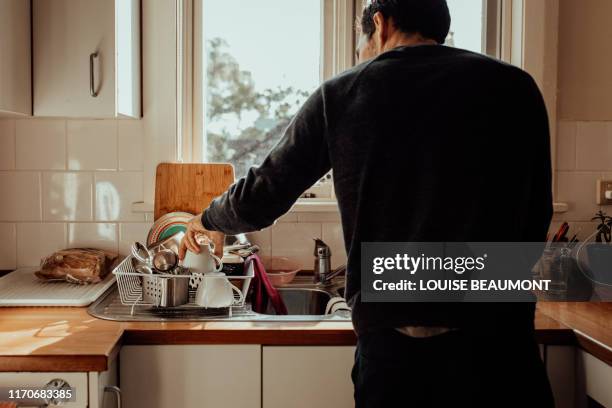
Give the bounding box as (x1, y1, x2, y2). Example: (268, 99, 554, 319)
(202, 87, 331, 234)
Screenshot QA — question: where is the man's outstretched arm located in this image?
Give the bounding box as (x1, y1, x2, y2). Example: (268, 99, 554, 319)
(180, 88, 331, 258)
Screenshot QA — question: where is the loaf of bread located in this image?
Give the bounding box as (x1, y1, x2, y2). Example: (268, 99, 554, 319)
(36, 249, 118, 284)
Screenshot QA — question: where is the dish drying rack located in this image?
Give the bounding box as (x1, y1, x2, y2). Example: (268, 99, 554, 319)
(113, 255, 254, 317)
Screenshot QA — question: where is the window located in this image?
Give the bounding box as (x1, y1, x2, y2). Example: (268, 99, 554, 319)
(445, 0, 484, 54)
(200, 0, 323, 177)
(187, 0, 501, 178)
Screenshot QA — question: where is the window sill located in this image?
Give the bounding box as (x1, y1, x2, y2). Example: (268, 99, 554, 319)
(135, 201, 566, 215)
(289, 199, 339, 213)
(131, 199, 341, 215)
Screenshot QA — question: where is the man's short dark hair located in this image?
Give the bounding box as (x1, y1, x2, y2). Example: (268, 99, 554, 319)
(360, 0, 451, 44)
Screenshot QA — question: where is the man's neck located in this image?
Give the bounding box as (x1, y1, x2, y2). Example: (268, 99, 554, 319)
(382, 34, 438, 53)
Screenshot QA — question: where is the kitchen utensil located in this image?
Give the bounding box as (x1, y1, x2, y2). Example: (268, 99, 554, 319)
(224, 243, 251, 252)
(142, 273, 190, 307)
(221, 253, 245, 276)
(194, 271, 244, 308)
(131, 242, 151, 265)
(552, 222, 569, 243)
(149, 231, 185, 255)
(152, 249, 178, 273)
(146, 211, 193, 246)
(154, 163, 235, 221)
(131, 257, 153, 275)
(232, 245, 260, 258)
(182, 241, 223, 275)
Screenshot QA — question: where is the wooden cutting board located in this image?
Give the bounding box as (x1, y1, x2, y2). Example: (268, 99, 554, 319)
(154, 163, 235, 220)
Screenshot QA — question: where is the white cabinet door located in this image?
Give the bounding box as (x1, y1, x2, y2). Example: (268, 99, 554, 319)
(89, 356, 120, 408)
(576, 350, 612, 408)
(120, 345, 261, 408)
(0, 0, 31, 116)
(33, 0, 141, 118)
(263, 346, 355, 408)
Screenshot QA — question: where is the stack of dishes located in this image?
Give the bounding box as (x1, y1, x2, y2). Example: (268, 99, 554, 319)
(147, 212, 194, 246)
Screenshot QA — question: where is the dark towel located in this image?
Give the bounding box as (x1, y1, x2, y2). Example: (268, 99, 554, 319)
(247, 255, 288, 315)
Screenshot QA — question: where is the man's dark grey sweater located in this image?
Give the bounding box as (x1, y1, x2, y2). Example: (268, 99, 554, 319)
(203, 45, 553, 335)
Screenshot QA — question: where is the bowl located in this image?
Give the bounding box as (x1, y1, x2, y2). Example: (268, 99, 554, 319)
(261, 256, 301, 287)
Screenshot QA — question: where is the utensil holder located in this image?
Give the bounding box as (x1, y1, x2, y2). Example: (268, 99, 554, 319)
(142, 274, 190, 307)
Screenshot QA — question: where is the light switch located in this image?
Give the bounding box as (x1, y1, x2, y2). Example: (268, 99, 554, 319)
(596, 180, 612, 205)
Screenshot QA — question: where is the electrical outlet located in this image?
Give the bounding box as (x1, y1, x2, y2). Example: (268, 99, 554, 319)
(596, 180, 612, 205)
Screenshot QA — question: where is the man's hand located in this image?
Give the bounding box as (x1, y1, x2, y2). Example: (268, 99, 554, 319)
(179, 212, 225, 260)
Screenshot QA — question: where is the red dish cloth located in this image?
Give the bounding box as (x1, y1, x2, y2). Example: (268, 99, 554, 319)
(247, 254, 288, 315)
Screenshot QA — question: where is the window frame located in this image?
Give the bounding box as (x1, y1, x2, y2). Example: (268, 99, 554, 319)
(179, 0, 509, 173)
(179, 0, 355, 164)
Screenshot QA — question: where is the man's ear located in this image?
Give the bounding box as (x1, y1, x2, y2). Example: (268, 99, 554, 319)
(372, 11, 388, 50)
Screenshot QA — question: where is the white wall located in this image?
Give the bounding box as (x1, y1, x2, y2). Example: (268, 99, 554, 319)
(549, 0, 612, 238)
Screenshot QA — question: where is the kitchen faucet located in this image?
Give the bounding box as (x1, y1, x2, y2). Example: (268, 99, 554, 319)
(312, 238, 346, 285)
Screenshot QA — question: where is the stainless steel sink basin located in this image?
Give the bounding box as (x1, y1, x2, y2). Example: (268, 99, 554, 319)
(263, 288, 332, 316)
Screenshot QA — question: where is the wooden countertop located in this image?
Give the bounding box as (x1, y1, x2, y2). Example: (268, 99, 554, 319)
(0, 304, 608, 372)
(537, 302, 612, 365)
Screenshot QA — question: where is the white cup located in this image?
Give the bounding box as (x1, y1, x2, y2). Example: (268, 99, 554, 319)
(195, 272, 244, 308)
(182, 242, 223, 275)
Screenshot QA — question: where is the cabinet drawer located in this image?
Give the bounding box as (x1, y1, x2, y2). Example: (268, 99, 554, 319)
(0, 372, 88, 407)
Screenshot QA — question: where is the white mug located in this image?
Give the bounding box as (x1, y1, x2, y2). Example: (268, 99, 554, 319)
(195, 272, 244, 308)
(182, 242, 223, 275)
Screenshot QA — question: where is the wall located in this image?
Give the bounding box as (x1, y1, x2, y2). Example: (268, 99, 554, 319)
(0, 116, 346, 270)
(551, 0, 612, 240)
(0, 118, 148, 269)
(557, 0, 612, 121)
(0, 0, 347, 272)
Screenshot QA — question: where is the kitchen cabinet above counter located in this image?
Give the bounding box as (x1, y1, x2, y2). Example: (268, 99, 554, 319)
(31, 0, 141, 118)
(0, 0, 31, 117)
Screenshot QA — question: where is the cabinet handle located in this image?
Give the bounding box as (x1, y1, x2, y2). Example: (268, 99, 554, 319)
(104, 385, 122, 408)
(90, 52, 99, 97)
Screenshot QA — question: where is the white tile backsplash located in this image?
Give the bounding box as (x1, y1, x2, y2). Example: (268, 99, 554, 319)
(0, 26, 353, 270)
(556, 121, 576, 171)
(118, 120, 144, 171)
(68, 223, 118, 253)
(43, 172, 93, 221)
(95, 172, 144, 221)
(0, 172, 41, 221)
(67, 120, 118, 171)
(16, 119, 66, 170)
(556, 171, 603, 222)
(322, 223, 347, 269)
(246, 229, 272, 258)
(575, 122, 612, 171)
(297, 212, 341, 223)
(119, 222, 152, 256)
(0, 223, 17, 269)
(17, 223, 67, 267)
(271, 223, 322, 269)
(22, 117, 612, 271)
(0, 120, 16, 170)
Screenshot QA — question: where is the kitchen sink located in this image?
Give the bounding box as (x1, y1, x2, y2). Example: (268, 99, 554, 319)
(88, 278, 350, 322)
(263, 288, 332, 316)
